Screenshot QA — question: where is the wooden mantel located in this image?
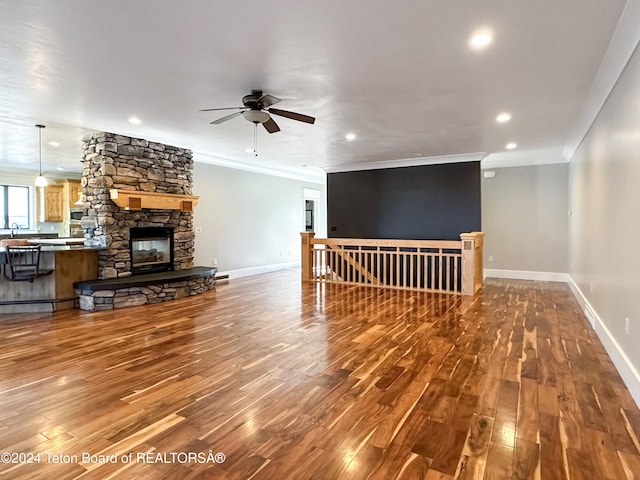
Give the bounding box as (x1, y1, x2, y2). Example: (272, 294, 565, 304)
(109, 189, 199, 211)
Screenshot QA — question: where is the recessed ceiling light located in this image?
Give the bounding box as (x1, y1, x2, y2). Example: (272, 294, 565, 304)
(345, 133, 356, 141)
(245, 148, 254, 153)
(56, 166, 65, 171)
(49, 141, 60, 147)
(506, 142, 517, 150)
(469, 31, 492, 50)
(128, 117, 141, 125)
(496, 113, 511, 123)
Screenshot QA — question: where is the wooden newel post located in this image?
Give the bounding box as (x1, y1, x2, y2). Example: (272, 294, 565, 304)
(300, 231, 315, 282)
(460, 232, 484, 296)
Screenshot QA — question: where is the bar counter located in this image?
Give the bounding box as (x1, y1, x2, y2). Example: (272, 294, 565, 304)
(0, 246, 101, 314)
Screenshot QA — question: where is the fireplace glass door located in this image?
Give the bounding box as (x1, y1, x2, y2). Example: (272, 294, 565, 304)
(130, 227, 174, 274)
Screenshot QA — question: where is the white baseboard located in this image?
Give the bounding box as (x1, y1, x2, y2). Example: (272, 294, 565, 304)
(484, 269, 570, 282)
(217, 261, 300, 280)
(567, 276, 640, 408)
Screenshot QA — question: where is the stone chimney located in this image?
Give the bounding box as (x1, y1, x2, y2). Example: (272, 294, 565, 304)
(81, 132, 195, 279)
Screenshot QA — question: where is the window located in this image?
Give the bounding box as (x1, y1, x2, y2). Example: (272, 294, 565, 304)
(1, 185, 31, 229)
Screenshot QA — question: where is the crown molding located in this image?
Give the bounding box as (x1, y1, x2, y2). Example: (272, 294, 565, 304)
(192, 151, 326, 184)
(322, 152, 488, 173)
(481, 148, 567, 169)
(563, 0, 640, 161)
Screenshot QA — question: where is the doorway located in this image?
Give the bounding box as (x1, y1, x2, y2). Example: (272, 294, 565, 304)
(302, 187, 322, 235)
(305, 199, 315, 232)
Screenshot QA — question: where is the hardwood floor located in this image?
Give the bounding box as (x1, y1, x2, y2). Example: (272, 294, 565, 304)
(0, 270, 638, 479)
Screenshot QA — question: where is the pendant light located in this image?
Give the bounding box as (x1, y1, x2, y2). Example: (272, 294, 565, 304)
(34, 124, 48, 187)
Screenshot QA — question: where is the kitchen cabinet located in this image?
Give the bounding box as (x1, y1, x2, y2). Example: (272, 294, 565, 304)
(67, 180, 82, 207)
(41, 185, 64, 222)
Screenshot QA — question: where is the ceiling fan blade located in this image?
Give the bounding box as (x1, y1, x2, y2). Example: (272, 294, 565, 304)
(263, 116, 281, 134)
(268, 108, 315, 124)
(210, 111, 244, 124)
(200, 106, 247, 112)
(258, 94, 281, 108)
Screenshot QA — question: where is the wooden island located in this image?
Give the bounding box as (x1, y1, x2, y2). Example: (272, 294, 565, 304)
(0, 245, 99, 314)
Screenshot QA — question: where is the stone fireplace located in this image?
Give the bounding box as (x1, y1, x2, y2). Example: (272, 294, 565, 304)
(74, 132, 216, 311)
(80, 132, 195, 279)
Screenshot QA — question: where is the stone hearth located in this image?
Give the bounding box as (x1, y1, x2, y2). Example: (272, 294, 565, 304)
(81, 132, 195, 279)
(75, 267, 217, 311)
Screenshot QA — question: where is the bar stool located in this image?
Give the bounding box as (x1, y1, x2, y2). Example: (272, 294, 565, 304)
(3, 245, 53, 282)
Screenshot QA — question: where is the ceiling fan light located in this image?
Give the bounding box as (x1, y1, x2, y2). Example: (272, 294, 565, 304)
(242, 110, 270, 124)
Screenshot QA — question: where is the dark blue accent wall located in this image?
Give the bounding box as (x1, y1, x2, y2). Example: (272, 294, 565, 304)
(327, 162, 481, 240)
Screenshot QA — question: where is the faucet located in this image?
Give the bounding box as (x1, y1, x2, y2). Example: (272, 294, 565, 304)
(10, 222, 19, 238)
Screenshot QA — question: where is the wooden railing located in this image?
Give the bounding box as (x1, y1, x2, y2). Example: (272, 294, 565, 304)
(301, 232, 484, 295)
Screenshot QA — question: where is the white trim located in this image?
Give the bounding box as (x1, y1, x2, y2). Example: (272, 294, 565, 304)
(302, 188, 321, 199)
(322, 152, 487, 173)
(483, 269, 570, 282)
(480, 148, 567, 170)
(0, 167, 80, 183)
(568, 275, 640, 408)
(562, 0, 640, 161)
(217, 261, 300, 280)
(193, 151, 326, 184)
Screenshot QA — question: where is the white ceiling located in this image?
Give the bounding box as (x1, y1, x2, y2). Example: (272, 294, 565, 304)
(0, 0, 629, 182)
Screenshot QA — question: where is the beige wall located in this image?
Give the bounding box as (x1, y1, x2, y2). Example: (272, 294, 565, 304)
(568, 43, 640, 375)
(482, 163, 569, 273)
(192, 162, 325, 273)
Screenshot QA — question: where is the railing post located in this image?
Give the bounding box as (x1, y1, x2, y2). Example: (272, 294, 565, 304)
(300, 231, 315, 282)
(460, 232, 484, 295)
(473, 232, 484, 293)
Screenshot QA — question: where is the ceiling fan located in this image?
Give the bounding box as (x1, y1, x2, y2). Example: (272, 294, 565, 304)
(200, 89, 316, 134)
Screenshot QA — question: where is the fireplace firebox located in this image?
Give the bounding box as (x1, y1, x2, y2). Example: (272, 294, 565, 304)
(130, 227, 174, 275)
